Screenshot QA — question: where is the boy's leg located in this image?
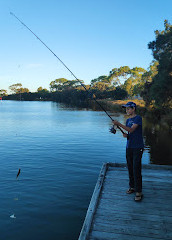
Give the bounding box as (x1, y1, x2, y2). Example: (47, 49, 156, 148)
(133, 148, 143, 193)
(126, 148, 134, 189)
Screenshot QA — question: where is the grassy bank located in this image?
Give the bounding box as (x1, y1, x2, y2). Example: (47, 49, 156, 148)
(98, 99, 147, 115)
(98, 99, 172, 125)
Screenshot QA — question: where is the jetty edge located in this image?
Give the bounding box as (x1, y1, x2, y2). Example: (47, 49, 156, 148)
(78, 162, 172, 240)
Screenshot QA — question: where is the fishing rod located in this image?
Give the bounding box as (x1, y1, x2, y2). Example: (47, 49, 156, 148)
(10, 12, 125, 135)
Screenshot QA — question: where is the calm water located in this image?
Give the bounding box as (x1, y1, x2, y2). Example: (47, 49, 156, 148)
(0, 100, 156, 239)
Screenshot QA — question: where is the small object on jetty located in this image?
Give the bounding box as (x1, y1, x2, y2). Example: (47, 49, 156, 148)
(10, 214, 16, 219)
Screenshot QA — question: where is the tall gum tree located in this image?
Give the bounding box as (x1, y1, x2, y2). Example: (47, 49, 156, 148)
(148, 20, 172, 108)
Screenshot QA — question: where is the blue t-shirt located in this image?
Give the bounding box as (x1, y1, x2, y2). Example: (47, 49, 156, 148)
(126, 115, 144, 149)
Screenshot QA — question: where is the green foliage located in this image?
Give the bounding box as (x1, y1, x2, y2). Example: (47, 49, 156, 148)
(37, 87, 49, 93)
(123, 78, 133, 96)
(19, 88, 30, 93)
(90, 75, 112, 91)
(111, 66, 147, 96)
(141, 61, 159, 106)
(64, 80, 83, 89)
(9, 83, 29, 94)
(0, 89, 7, 97)
(50, 78, 84, 91)
(50, 78, 68, 91)
(91, 81, 110, 91)
(91, 66, 146, 96)
(148, 20, 172, 107)
(9, 83, 22, 93)
(109, 66, 130, 86)
(91, 75, 110, 85)
(113, 87, 128, 99)
(37, 87, 43, 92)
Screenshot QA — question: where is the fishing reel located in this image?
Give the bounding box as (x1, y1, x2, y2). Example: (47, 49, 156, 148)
(109, 125, 117, 134)
(109, 125, 129, 139)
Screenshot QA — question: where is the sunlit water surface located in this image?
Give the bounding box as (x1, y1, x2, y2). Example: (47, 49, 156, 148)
(0, 101, 150, 240)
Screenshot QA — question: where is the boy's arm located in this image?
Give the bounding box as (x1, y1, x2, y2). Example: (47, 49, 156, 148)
(113, 120, 139, 133)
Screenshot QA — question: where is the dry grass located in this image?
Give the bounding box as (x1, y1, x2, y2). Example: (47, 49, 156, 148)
(107, 99, 146, 108)
(98, 99, 147, 115)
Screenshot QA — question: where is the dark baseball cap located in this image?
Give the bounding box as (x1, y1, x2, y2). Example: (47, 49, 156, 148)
(122, 101, 136, 108)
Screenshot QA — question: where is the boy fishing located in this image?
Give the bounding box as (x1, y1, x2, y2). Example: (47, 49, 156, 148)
(113, 102, 144, 201)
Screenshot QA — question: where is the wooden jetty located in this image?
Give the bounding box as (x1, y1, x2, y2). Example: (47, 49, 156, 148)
(78, 162, 172, 240)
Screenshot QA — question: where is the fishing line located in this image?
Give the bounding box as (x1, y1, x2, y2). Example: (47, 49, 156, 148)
(10, 168, 21, 219)
(10, 12, 125, 135)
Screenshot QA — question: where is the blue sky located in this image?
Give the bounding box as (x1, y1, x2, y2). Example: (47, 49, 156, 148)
(1, 0, 172, 92)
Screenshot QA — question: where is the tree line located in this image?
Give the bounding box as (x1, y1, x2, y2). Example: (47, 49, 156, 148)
(1, 20, 172, 110)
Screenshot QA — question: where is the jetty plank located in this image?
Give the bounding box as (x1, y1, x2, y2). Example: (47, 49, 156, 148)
(78, 163, 172, 240)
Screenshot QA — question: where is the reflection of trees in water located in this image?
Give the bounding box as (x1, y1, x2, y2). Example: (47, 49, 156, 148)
(143, 119, 172, 165)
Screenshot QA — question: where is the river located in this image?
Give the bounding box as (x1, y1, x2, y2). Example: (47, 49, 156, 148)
(0, 100, 171, 240)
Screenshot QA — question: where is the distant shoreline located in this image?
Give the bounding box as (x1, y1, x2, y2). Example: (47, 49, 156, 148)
(2, 96, 171, 123)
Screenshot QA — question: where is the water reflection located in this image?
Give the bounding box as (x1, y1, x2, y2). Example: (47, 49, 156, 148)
(143, 119, 172, 165)
(53, 101, 172, 165)
(51, 101, 92, 111)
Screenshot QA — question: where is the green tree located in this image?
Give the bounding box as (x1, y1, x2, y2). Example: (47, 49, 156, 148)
(0, 89, 7, 97)
(108, 66, 146, 96)
(50, 78, 68, 91)
(77, 84, 90, 91)
(109, 66, 131, 86)
(91, 75, 110, 85)
(141, 61, 159, 106)
(91, 75, 115, 91)
(37, 87, 43, 92)
(37, 87, 49, 93)
(18, 88, 30, 93)
(118, 67, 146, 96)
(9, 83, 22, 94)
(50, 78, 84, 91)
(123, 78, 133, 96)
(63, 80, 83, 90)
(91, 81, 110, 91)
(148, 20, 172, 107)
